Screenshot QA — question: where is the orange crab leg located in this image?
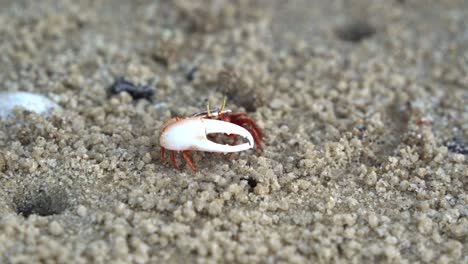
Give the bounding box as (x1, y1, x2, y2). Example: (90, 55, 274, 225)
(160, 147, 166, 160)
(182, 150, 197, 172)
(170, 151, 179, 170)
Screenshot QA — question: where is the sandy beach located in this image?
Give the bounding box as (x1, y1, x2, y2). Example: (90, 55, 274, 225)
(0, 0, 466, 263)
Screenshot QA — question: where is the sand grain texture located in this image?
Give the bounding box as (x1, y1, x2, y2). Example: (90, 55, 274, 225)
(0, 0, 467, 263)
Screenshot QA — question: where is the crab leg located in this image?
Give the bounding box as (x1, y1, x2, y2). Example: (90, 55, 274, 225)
(170, 151, 179, 169)
(160, 147, 166, 160)
(182, 150, 197, 171)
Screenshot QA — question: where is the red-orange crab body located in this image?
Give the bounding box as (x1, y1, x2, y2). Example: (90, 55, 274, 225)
(159, 108, 262, 171)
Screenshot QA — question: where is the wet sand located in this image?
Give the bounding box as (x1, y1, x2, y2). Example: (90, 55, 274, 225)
(0, 0, 466, 263)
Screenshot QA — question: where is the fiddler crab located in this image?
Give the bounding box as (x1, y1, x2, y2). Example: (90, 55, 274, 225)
(159, 99, 263, 171)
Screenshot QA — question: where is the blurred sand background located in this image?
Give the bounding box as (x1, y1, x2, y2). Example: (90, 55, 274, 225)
(0, 0, 466, 263)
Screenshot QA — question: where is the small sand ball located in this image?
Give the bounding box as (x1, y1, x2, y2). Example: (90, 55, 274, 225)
(49, 221, 63, 235)
(114, 202, 127, 216)
(76, 205, 88, 217)
(113, 236, 129, 257)
(385, 245, 400, 260)
(368, 213, 379, 228)
(417, 216, 433, 234)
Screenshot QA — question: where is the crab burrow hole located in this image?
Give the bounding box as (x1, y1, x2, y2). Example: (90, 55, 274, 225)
(14, 186, 70, 217)
(335, 20, 376, 43)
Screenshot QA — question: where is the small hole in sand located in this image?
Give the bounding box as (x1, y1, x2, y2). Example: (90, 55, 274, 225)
(14, 186, 69, 217)
(335, 21, 376, 43)
(241, 177, 258, 192)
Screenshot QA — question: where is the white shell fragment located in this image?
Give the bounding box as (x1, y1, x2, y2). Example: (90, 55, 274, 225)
(160, 118, 255, 153)
(0, 91, 60, 119)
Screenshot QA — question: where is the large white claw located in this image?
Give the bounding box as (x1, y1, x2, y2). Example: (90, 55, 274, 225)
(160, 118, 255, 153)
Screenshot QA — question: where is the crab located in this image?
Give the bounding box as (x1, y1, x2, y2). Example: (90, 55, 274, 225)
(159, 99, 263, 171)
